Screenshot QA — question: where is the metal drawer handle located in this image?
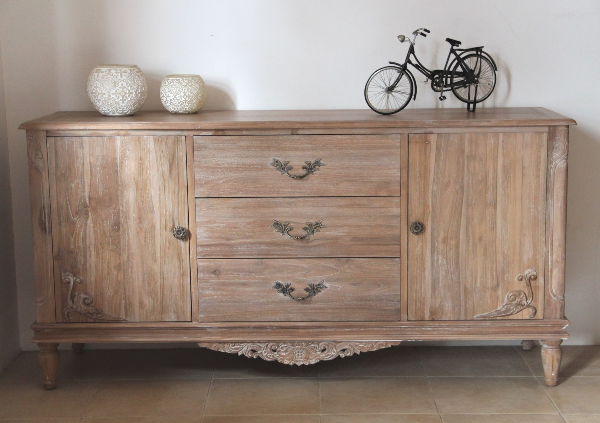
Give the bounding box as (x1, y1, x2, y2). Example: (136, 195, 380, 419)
(173, 226, 188, 240)
(270, 158, 324, 179)
(272, 219, 324, 240)
(273, 280, 327, 301)
(410, 221, 425, 235)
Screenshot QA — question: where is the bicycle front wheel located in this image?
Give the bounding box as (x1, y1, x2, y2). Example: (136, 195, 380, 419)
(364, 66, 413, 115)
(451, 54, 496, 104)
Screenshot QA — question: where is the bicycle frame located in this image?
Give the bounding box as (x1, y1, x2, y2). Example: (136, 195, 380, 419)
(390, 42, 489, 92)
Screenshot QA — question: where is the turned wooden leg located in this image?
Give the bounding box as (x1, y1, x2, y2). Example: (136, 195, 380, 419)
(72, 343, 85, 354)
(521, 340, 535, 351)
(38, 343, 60, 390)
(541, 339, 562, 386)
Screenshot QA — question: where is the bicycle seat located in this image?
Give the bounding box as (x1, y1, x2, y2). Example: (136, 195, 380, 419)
(446, 38, 462, 47)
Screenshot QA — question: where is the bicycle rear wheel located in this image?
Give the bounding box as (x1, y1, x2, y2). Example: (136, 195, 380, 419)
(451, 54, 496, 104)
(364, 66, 413, 115)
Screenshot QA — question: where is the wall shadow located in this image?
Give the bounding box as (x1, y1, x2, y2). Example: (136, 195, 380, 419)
(204, 83, 236, 110)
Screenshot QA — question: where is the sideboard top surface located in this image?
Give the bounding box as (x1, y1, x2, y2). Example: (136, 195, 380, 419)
(20, 107, 575, 131)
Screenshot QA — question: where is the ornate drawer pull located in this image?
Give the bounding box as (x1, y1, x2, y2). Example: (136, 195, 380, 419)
(272, 219, 324, 240)
(270, 158, 324, 179)
(273, 280, 327, 301)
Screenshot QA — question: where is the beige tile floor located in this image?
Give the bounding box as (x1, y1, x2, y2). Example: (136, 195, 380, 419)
(0, 345, 599, 422)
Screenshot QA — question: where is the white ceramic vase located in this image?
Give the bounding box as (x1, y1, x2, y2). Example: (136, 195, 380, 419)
(160, 74, 206, 114)
(87, 65, 148, 116)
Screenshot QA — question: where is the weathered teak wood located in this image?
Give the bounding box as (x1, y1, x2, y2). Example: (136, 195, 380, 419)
(47, 136, 191, 322)
(30, 319, 569, 343)
(194, 135, 401, 197)
(196, 197, 401, 258)
(408, 132, 547, 320)
(20, 108, 574, 388)
(400, 134, 409, 321)
(545, 126, 569, 320)
(19, 108, 575, 131)
(186, 135, 200, 323)
(27, 130, 56, 323)
(37, 343, 59, 390)
(541, 339, 563, 386)
(198, 258, 401, 321)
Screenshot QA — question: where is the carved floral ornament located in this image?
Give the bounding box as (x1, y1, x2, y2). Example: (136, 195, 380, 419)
(62, 272, 126, 322)
(474, 268, 537, 319)
(198, 341, 401, 365)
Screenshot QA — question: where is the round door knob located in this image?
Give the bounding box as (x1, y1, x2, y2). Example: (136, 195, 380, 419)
(173, 226, 188, 240)
(410, 221, 425, 235)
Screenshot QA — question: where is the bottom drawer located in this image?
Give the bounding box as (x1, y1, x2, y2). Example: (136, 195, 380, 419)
(198, 258, 400, 322)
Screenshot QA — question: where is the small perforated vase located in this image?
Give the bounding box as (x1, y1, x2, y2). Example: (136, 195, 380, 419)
(87, 65, 148, 116)
(160, 74, 206, 114)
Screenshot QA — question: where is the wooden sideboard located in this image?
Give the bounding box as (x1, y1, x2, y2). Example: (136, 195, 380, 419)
(20, 108, 575, 389)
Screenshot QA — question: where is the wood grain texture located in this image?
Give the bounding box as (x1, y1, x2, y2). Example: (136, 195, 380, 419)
(408, 132, 547, 320)
(37, 343, 59, 390)
(541, 339, 563, 386)
(400, 134, 409, 321)
(48, 136, 191, 322)
(194, 134, 400, 197)
(47, 126, 549, 137)
(30, 319, 569, 343)
(187, 136, 200, 322)
(197, 258, 400, 322)
(196, 197, 401, 258)
(19, 108, 576, 130)
(544, 126, 569, 319)
(26, 130, 56, 323)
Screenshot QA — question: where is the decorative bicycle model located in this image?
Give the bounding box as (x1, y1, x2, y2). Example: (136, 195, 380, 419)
(364, 28, 497, 114)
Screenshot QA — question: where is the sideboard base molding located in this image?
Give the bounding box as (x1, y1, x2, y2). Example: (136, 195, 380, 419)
(198, 341, 401, 365)
(30, 320, 569, 343)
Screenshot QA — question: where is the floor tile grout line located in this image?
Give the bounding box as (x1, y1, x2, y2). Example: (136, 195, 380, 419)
(78, 378, 103, 419)
(516, 343, 567, 419)
(199, 361, 218, 422)
(514, 344, 538, 377)
(419, 353, 442, 416)
(535, 376, 568, 420)
(317, 378, 322, 416)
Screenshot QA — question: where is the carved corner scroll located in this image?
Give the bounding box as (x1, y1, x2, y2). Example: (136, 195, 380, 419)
(198, 341, 401, 365)
(62, 272, 126, 322)
(474, 269, 538, 319)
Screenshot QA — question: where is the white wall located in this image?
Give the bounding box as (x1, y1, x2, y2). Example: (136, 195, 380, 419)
(0, 43, 20, 367)
(0, 0, 598, 349)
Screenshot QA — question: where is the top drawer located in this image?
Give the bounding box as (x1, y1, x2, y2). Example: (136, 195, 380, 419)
(194, 135, 400, 197)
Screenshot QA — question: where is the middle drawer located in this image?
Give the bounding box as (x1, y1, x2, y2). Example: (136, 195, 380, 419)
(196, 197, 401, 258)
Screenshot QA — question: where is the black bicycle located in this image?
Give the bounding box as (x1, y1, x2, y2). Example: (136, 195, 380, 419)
(365, 28, 497, 114)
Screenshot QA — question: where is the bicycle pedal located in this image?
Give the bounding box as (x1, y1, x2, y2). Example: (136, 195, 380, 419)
(439, 95, 447, 101)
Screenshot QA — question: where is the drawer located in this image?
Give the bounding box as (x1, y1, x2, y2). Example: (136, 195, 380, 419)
(198, 258, 400, 322)
(194, 135, 400, 197)
(196, 197, 401, 258)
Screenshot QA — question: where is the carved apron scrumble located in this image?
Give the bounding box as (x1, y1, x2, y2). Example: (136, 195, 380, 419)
(20, 108, 574, 389)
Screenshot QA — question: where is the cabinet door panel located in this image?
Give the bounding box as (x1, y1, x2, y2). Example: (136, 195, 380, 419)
(408, 132, 547, 320)
(49, 136, 191, 322)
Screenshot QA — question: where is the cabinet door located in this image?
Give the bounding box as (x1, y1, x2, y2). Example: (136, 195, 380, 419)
(408, 132, 547, 320)
(49, 136, 191, 322)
